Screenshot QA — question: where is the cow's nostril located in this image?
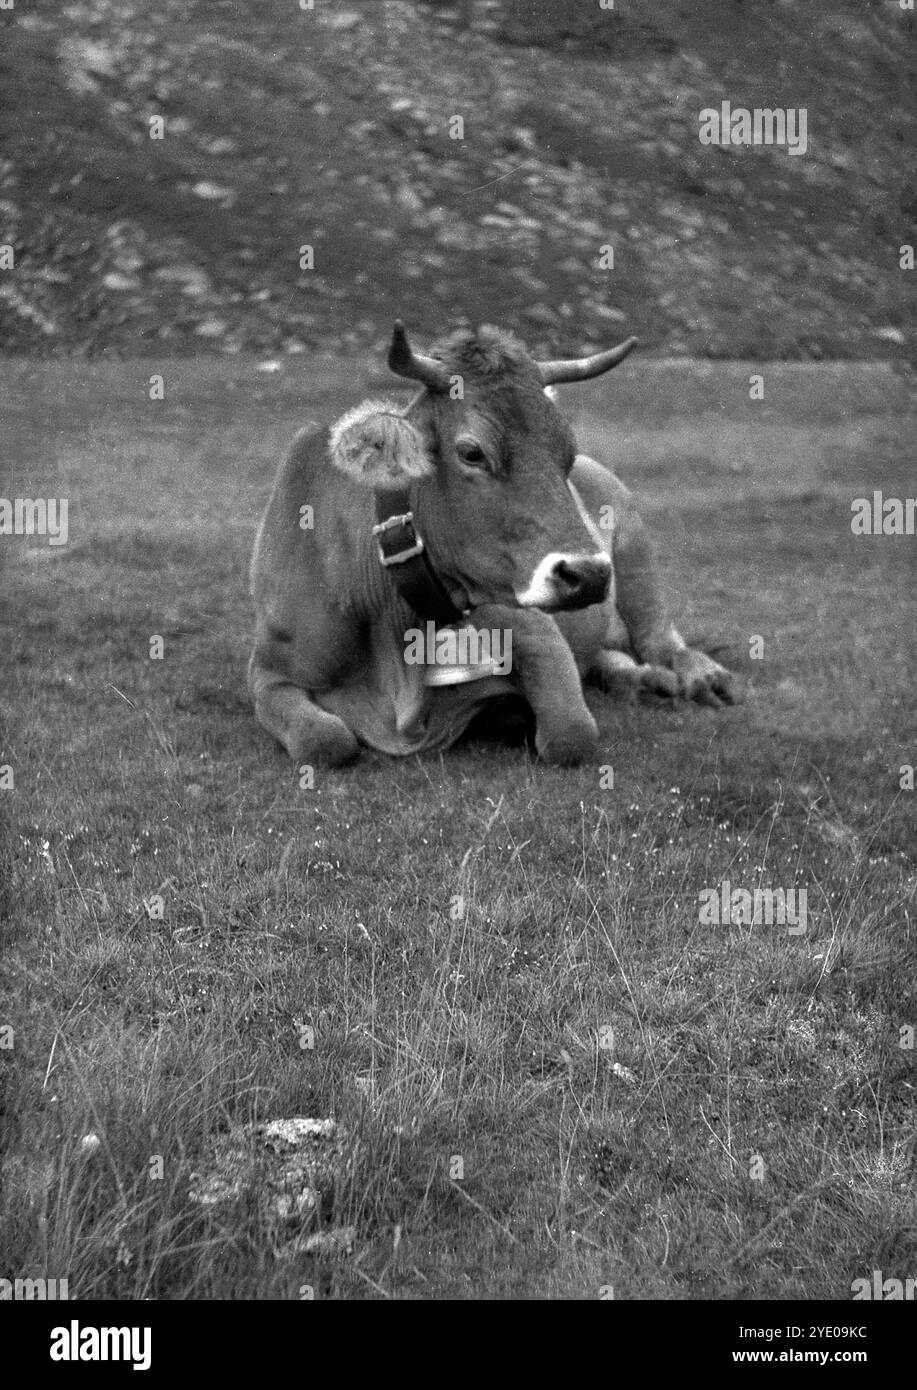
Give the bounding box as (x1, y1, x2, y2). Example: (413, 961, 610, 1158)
(551, 556, 611, 608)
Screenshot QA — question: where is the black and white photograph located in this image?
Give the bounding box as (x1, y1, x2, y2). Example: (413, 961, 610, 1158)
(1, 0, 915, 1345)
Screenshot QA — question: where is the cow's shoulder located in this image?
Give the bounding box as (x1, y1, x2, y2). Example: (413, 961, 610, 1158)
(570, 453, 642, 537)
(570, 453, 664, 630)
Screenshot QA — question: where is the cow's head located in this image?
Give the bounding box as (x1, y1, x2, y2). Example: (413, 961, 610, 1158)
(329, 320, 637, 611)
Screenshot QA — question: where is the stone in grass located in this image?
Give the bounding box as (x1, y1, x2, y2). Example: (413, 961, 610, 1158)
(188, 1118, 356, 1258)
(875, 327, 905, 345)
(191, 181, 234, 202)
(153, 264, 213, 298)
(303, 1226, 356, 1257)
(324, 10, 361, 30)
(102, 272, 139, 292)
(194, 319, 227, 338)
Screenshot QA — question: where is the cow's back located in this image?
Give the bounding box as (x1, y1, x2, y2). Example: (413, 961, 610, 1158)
(250, 424, 376, 692)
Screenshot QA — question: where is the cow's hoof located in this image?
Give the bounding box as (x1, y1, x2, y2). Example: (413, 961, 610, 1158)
(286, 718, 360, 768)
(598, 662, 679, 702)
(672, 650, 736, 706)
(638, 665, 680, 699)
(535, 718, 598, 766)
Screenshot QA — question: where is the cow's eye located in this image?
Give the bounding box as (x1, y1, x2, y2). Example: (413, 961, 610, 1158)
(456, 438, 488, 467)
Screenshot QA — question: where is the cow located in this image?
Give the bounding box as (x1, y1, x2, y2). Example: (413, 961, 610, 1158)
(248, 320, 734, 767)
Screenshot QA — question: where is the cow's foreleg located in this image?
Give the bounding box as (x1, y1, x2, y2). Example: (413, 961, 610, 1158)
(591, 648, 680, 699)
(612, 512, 735, 706)
(474, 605, 598, 765)
(247, 651, 360, 766)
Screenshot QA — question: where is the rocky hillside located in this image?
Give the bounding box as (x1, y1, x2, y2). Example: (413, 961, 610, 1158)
(0, 0, 914, 359)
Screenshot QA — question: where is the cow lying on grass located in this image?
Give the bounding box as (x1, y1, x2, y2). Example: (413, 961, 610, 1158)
(248, 321, 734, 766)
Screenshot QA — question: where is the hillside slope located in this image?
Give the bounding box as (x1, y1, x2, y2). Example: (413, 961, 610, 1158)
(0, 0, 914, 359)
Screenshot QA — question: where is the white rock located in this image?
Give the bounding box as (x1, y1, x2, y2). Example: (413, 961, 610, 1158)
(191, 181, 234, 202)
(102, 272, 138, 291)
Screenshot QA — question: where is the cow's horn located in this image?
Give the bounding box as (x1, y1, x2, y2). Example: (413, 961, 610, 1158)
(388, 320, 451, 391)
(538, 335, 638, 385)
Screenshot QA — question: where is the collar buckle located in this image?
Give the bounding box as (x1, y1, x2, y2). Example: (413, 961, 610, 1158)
(372, 511, 425, 566)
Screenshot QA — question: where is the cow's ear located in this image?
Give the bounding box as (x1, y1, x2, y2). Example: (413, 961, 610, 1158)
(329, 401, 433, 485)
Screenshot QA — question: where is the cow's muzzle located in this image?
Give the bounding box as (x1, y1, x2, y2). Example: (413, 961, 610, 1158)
(551, 555, 612, 609)
(516, 552, 612, 611)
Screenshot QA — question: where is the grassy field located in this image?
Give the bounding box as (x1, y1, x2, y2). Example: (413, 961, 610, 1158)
(1, 354, 915, 1299)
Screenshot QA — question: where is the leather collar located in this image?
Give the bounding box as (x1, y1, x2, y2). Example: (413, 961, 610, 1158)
(373, 487, 470, 625)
